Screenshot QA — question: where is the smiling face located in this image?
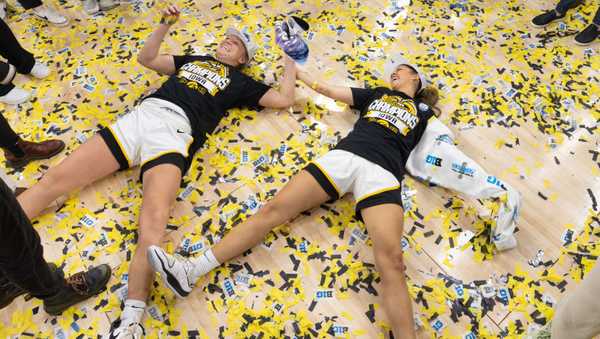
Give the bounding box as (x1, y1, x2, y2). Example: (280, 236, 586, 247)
(389, 64, 420, 95)
(215, 35, 248, 67)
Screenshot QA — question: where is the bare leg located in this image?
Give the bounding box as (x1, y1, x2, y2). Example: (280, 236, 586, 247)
(361, 204, 416, 339)
(212, 170, 330, 263)
(127, 164, 181, 301)
(17, 134, 120, 219)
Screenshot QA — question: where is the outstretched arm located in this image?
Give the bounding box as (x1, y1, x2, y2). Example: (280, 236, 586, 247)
(258, 55, 297, 109)
(137, 5, 180, 75)
(296, 68, 354, 106)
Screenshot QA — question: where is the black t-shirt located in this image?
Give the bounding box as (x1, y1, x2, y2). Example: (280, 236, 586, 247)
(147, 55, 271, 165)
(335, 87, 435, 182)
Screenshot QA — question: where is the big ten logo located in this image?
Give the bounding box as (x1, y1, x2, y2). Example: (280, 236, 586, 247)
(278, 143, 288, 155)
(181, 238, 191, 252)
(299, 240, 308, 253)
(486, 176, 507, 190)
(315, 289, 334, 299)
(431, 319, 445, 332)
(349, 227, 368, 246)
(179, 184, 195, 200)
(222, 278, 235, 297)
(188, 241, 205, 254)
(451, 162, 475, 177)
(147, 305, 163, 321)
(240, 150, 249, 164)
(252, 154, 269, 168)
(235, 273, 251, 286)
(79, 214, 97, 228)
(221, 149, 237, 162)
(332, 326, 349, 336)
(244, 195, 259, 212)
(498, 287, 510, 304)
(435, 134, 454, 145)
(454, 284, 464, 298)
(425, 154, 443, 167)
(96, 232, 109, 247)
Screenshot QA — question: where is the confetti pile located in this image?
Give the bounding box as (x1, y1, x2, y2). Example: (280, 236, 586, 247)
(0, 0, 598, 338)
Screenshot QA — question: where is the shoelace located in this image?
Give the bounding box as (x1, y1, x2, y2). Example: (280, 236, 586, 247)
(173, 253, 195, 275)
(66, 272, 89, 295)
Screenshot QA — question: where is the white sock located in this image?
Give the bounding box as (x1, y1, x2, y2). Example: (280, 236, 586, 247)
(190, 248, 220, 282)
(121, 299, 145, 325)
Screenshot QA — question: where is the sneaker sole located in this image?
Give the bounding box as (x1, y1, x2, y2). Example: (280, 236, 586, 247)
(531, 21, 552, 28)
(147, 247, 190, 298)
(6, 142, 66, 168)
(44, 264, 112, 316)
(574, 39, 595, 46)
(33, 14, 69, 27)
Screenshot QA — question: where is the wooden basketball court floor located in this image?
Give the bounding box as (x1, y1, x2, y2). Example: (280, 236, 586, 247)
(0, 0, 599, 337)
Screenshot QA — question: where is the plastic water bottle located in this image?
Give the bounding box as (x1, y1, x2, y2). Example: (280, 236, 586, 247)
(275, 16, 310, 64)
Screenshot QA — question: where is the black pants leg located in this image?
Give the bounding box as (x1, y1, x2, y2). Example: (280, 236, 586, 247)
(555, 0, 583, 14)
(16, 0, 43, 10)
(0, 61, 15, 96)
(0, 114, 19, 149)
(0, 178, 60, 298)
(0, 18, 35, 75)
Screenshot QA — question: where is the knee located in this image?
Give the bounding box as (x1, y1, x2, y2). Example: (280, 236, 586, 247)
(38, 166, 69, 191)
(375, 247, 406, 281)
(259, 199, 292, 223)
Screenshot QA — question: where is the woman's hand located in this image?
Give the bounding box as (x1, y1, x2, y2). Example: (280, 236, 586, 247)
(160, 4, 180, 26)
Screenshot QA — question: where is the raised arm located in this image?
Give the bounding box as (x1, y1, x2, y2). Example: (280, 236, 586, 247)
(258, 55, 297, 109)
(137, 5, 180, 76)
(296, 68, 354, 106)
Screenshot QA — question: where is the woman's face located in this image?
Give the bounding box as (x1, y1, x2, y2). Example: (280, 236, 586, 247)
(390, 64, 419, 91)
(215, 35, 248, 67)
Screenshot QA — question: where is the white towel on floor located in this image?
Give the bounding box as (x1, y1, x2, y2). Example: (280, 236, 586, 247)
(406, 117, 521, 251)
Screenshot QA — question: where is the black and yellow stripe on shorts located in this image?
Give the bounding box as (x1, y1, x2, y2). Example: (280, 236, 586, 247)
(304, 162, 341, 200)
(99, 127, 131, 170)
(139, 151, 186, 182)
(355, 184, 404, 220)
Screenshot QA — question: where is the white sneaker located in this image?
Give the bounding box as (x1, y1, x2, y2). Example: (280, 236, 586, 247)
(82, 0, 99, 15)
(147, 245, 195, 298)
(32, 5, 69, 26)
(0, 1, 6, 20)
(0, 87, 31, 105)
(99, 0, 119, 11)
(107, 320, 144, 339)
(29, 61, 50, 79)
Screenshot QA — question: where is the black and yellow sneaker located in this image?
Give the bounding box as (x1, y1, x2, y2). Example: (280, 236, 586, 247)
(43, 264, 111, 316)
